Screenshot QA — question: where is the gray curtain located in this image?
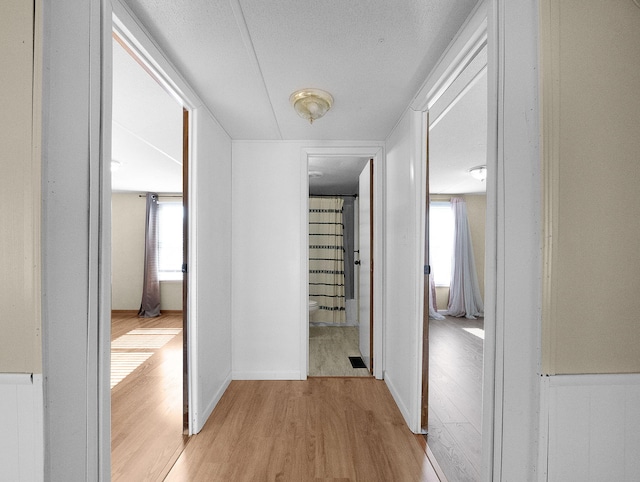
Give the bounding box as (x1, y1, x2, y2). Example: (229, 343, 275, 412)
(138, 192, 161, 317)
(342, 197, 355, 300)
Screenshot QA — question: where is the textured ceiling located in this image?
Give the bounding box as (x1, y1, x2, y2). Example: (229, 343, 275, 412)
(121, 0, 479, 140)
(111, 38, 183, 193)
(429, 46, 487, 194)
(112, 0, 486, 194)
(308, 156, 370, 196)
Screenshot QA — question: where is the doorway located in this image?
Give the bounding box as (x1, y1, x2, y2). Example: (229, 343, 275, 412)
(302, 148, 383, 380)
(421, 42, 488, 482)
(110, 29, 189, 480)
(307, 156, 371, 377)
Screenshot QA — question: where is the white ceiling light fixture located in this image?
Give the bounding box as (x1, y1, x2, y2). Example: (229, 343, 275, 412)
(308, 170, 324, 178)
(290, 88, 334, 124)
(111, 159, 122, 173)
(468, 165, 487, 182)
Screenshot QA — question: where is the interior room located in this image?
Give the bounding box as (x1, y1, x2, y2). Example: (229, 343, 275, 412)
(426, 49, 487, 481)
(110, 35, 187, 479)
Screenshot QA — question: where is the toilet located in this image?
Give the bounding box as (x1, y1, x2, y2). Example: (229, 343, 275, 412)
(309, 300, 319, 322)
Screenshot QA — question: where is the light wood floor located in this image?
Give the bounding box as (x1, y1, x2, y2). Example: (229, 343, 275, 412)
(111, 316, 440, 481)
(427, 316, 484, 482)
(309, 326, 371, 377)
(111, 312, 187, 481)
(165, 378, 440, 481)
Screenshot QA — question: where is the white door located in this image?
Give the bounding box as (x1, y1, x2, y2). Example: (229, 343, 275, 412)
(358, 160, 373, 371)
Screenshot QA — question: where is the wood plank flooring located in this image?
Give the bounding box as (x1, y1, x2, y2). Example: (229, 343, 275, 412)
(165, 378, 439, 481)
(427, 316, 484, 482)
(111, 316, 440, 481)
(309, 326, 371, 377)
(111, 312, 188, 481)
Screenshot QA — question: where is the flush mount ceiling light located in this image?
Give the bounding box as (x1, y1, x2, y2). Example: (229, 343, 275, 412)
(290, 88, 334, 124)
(308, 170, 324, 178)
(468, 165, 487, 182)
(111, 159, 122, 173)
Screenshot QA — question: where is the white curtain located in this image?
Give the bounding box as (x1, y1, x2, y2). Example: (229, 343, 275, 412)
(447, 197, 484, 319)
(309, 197, 346, 323)
(429, 273, 446, 320)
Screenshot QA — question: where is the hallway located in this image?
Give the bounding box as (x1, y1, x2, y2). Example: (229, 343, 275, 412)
(164, 378, 439, 481)
(111, 313, 440, 481)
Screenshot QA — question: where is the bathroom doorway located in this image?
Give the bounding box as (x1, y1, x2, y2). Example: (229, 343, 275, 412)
(307, 156, 371, 377)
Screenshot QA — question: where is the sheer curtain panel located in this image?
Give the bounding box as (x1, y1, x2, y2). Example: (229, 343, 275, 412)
(447, 197, 484, 319)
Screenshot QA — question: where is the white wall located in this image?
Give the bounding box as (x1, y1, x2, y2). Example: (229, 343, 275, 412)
(231, 141, 305, 379)
(545, 374, 640, 481)
(190, 108, 233, 430)
(231, 141, 384, 380)
(383, 109, 425, 432)
(0, 374, 43, 481)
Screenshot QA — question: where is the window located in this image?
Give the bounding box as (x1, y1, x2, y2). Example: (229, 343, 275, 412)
(157, 202, 183, 281)
(429, 201, 454, 287)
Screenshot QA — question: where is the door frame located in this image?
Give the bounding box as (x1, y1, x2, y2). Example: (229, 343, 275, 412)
(107, 0, 201, 436)
(300, 146, 384, 380)
(410, 1, 497, 478)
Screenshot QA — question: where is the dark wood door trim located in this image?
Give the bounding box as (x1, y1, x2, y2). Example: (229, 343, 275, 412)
(182, 108, 189, 434)
(421, 115, 430, 431)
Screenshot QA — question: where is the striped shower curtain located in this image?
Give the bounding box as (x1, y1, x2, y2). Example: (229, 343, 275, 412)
(309, 197, 346, 323)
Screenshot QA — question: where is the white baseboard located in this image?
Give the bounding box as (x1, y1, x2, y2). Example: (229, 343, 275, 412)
(0, 373, 43, 481)
(194, 373, 232, 434)
(231, 370, 302, 380)
(544, 373, 640, 482)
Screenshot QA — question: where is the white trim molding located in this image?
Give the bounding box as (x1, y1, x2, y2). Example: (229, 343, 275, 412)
(544, 374, 640, 481)
(410, 0, 488, 112)
(0, 374, 44, 482)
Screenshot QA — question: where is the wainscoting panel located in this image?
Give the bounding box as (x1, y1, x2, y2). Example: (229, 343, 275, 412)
(547, 374, 640, 482)
(0, 373, 43, 481)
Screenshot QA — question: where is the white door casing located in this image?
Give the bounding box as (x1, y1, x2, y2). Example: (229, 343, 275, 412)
(358, 159, 373, 370)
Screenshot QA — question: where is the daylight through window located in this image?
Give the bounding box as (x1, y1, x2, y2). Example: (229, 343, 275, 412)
(158, 202, 183, 281)
(429, 201, 454, 287)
